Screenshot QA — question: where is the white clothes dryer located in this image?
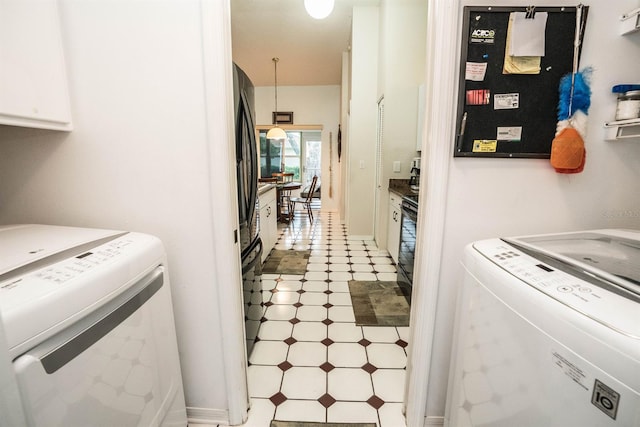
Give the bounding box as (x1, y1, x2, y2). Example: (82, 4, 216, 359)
(446, 229, 640, 427)
(0, 224, 187, 427)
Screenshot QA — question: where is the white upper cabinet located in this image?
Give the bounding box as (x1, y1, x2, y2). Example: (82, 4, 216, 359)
(0, 0, 72, 130)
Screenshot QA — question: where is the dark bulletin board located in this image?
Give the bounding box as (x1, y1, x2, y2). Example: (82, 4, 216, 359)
(454, 6, 588, 158)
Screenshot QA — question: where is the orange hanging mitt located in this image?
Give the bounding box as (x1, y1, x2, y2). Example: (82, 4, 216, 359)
(550, 127, 586, 174)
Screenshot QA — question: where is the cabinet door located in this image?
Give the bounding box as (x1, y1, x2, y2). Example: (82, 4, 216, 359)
(387, 203, 401, 264)
(259, 204, 271, 263)
(0, 0, 72, 130)
(259, 188, 278, 263)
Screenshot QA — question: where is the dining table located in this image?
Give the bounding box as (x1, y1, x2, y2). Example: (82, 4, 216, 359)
(275, 181, 301, 223)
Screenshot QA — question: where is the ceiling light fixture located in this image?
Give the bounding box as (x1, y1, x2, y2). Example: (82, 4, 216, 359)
(266, 57, 287, 140)
(304, 0, 335, 19)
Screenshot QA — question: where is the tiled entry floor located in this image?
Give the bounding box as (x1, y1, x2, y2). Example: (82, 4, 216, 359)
(240, 211, 409, 427)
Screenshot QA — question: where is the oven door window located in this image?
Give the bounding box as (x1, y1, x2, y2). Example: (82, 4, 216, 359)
(398, 205, 417, 286)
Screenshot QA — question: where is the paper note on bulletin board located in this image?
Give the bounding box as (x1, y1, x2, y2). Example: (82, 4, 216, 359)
(454, 6, 588, 158)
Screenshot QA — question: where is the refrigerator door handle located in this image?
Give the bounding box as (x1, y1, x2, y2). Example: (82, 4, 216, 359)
(242, 238, 263, 275)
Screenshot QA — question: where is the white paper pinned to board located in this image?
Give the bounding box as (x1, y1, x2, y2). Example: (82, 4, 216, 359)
(510, 12, 548, 57)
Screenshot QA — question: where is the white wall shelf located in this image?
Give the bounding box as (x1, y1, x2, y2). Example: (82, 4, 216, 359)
(604, 118, 640, 141)
(620, 7, 640, 35)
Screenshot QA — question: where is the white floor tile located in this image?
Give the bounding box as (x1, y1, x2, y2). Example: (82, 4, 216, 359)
(261, 278, 278, 291)
(328, 306, 356, 322)
(369, 250, 391, 257)
(374, 264, 397, 273)
(350, 256, 370, 264)
(352, 272, 377, 281)
(239, 398, 276, 427)
(276, 280, 303, 291)
(376, 272, 398, 281)
(327, 343, 367, 367)
(287, 341, 327, 366)
(328, 292, 353, 306)
(329, 250, 349, 257)
(264, 305, 296, 321)
(306, 263, 330, 272)
(280, 274, 304, 281)
(302, 281, 328, 292)
(249, 341, 289, 365)
(327, 323, 363, 342)
(274, 399, 326, 423)
(270, 291, 300, 305)
(327, 263, 351, 272)
(367, 343, 407, 369)
(328, 256, 350, 264)
(349, 250, 369, 257)
(327, 369, 375, 401)
(329, 271, 353, 281)
(308, 256, 328, 264)
(257, 321, 293, 341)
(371, 256, 393, 265)
(292, 322, 327, 342)
(310, 249, 329, 256)
(296, 306, 327, 321)
(328, 281, 350, 293)
(378, 402, 406, 427)
(305, 271, 328, 281)
(372, 369, 406, 402)
(352, 264, 374, 272)
(247, 365, 283, 398)
(396, 327, 410, 342)
(362, 326, 399, 343)
(329, 244, 348, 250)
(281, 367, 326, 400)
(299, 292, 328, 305)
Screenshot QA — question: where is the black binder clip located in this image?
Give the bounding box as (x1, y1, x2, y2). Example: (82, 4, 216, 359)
(526, 5, 536, 19)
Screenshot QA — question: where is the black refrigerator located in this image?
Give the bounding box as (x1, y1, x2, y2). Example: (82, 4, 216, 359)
(233, 64, 264, 357)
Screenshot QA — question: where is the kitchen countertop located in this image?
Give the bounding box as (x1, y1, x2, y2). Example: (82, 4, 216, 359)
(258, 183, 275, 195)
(388, 178, 419, 198)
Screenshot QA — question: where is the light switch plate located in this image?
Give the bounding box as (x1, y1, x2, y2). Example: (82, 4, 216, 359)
(393, 161, 401, 172)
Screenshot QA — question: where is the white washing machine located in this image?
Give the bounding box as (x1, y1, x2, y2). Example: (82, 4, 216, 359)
(446, 229, 640, 427)
(0, 224, 187, 426)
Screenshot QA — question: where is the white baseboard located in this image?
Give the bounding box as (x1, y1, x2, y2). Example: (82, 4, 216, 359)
(425, 416, 445, 426)
(187, 407, 229, 425)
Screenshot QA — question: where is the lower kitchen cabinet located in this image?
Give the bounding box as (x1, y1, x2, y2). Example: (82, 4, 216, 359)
(258, 186, 278, 263)
(387, 192, 402, 264)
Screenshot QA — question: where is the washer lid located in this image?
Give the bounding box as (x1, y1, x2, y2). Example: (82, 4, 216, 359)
(0, 224, 123, 278)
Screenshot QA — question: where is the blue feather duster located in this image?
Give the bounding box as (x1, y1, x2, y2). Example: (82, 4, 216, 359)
(557, 67, 592, 121)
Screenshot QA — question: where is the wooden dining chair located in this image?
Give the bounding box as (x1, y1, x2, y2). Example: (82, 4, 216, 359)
(271, 172, 294, 183)
(258, 177, 278, 183)
(290, 175, 318, 222)
(271, 172, 294, 219)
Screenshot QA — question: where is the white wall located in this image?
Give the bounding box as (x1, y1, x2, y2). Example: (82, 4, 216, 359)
(375, 0, 427, 248)
(0, 0, 241, 422)
(347, 6, 380, 238)
(418, 0, 640, 420)
(254, 85, 341, 212)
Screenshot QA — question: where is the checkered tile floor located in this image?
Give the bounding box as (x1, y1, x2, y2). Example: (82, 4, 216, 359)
(240, 211, 408, 427)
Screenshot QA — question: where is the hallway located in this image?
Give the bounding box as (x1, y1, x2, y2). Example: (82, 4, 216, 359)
(239, 211, 409, 427)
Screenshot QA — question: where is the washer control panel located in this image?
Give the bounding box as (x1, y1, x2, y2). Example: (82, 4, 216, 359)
(473, 239, 640, 338)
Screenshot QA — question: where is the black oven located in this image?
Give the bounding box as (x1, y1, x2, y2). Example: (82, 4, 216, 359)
(398, 194, 418, 293)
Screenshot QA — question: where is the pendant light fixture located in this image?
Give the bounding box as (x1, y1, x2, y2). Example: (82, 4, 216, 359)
(304, 0, 335, 19)
(266, 57, 287, 140)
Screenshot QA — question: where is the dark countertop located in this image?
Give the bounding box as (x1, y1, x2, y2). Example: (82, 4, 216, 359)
(388, 178, 419, 198)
